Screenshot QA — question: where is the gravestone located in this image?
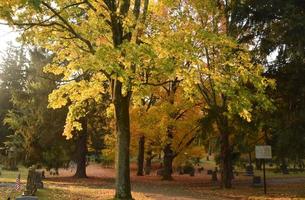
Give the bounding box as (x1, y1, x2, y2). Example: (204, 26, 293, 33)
(253, 176, 262, 187)
(35, 171, 44, 189)
(3, 147, 18, 171)
(24, 167, 37, 196)
(156, 168, 165, 176)
(281, 164, 289, 174)
(211, 171, 218, 181)
(179, 165, 195, 176)
(16, 167, 43, 200)
(41, 171, 45, 179)
(198, 167, 204, 173)
(245, 165, 254, 176)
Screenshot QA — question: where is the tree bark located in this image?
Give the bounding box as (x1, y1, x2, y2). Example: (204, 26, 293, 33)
(248, 152, 252, 165)
(256, 159, 262, 170)
(162, 143, 174, 180)
(220, 131, 232, 188)
(145, 149, 153, 175)
(74, 118, 88, 178)
(162, 127, 174, 181)
(114, 88, 132, 200)
(137, 136, 145, 176)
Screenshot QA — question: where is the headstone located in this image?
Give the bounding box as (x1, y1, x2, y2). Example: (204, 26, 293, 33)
(212, 171, 217, 181)
(156, 168, 164, 176)
(280, 164, 289, 174)
(182, 165, 195, 176)
(253, 176, 262, 187)
(24, 167, 37, 196)
(35, 171, 44, 189)
(245, 165, 254, 176)
(41, 171, 45, 179)
(24, 167, 43, 195)
(3, 147, 18, 171)
(198, 167, 204, 173)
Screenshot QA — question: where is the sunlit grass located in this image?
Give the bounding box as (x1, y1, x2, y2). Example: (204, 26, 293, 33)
(0, 165, 27, 182)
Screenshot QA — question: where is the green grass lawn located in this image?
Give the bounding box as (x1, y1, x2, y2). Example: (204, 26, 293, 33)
(0, 165, 28, 182)
(0, 166, 151, 200)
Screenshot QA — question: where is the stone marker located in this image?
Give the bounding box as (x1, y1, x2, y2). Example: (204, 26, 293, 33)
(156, 168, 165, 176)
(245, 165, 254, 176)
(212, 171, 218, 181)
(24, 167, 39, 196)
(179, 165, 195, 176)
(198, 167, 204, 173)
(253, 176, 262, 187)
(3, 147, 18, 171)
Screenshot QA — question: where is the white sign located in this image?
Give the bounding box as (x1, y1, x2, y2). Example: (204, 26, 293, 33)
(255, 145, 272, 159)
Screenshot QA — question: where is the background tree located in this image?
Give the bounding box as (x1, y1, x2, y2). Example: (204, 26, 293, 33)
(232, 0, 305, 169)
(174, 1, 275, 188)
(0, 43, 24, 146)
(3, 47, 72, 169)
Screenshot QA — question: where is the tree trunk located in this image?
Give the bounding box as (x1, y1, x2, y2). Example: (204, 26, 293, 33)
(220, 131, 232, 188)
(145, 149, 153, 175)
(114, 89, 132, 200)
(256, 159, 262, 170)
(162, 143, 174, 180)
(162, 125, 175, 181)
(248, 152, 252, 165)
(137, 136, 145, 176)
(74, 118, 88, 178)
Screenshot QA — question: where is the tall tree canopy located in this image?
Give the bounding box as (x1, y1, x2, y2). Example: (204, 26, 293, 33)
(0, 0, 277, 195)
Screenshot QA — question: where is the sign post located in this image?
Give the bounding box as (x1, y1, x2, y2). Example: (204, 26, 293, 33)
(255, 145, 272, 195)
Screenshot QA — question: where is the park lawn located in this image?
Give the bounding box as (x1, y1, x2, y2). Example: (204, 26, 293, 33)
(254, 170, 305, 178)
(1, 165, 305, 200)
(0, 166, 152, 200)
(0, 166, 28, 183)
(0, 184, 153, 200)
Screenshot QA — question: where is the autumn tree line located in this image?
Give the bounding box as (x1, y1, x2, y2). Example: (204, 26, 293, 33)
(0, 0, 304, 199)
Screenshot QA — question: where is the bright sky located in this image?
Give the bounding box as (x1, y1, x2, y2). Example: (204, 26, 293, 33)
(0, 24, 19, 58)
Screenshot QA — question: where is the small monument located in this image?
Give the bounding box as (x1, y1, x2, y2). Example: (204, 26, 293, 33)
(211, 170, 218, 181)
(253, 176, 262, 187)
(207, 169, 213, 175)
(245, 164, 254, 176)
(24, 166, 38, 196)
(3, 147, 18, 171)
(16, 167, 41, 200)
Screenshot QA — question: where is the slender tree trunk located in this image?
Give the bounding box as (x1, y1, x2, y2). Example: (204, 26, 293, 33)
(145, 149, 153, 175)
(220, 131, 232, 188)
(74, 118, 88, 178)
(137, 136, 145, 176)
(256, 159, 262, 170)
(162, 126, 174, 180)
(114, 89, 132, 200)
(162, 143, 174, 180)
(248, 152, 252, 165)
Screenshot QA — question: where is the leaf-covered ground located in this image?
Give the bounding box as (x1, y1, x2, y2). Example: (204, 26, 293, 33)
(1, 164, 305, 199)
